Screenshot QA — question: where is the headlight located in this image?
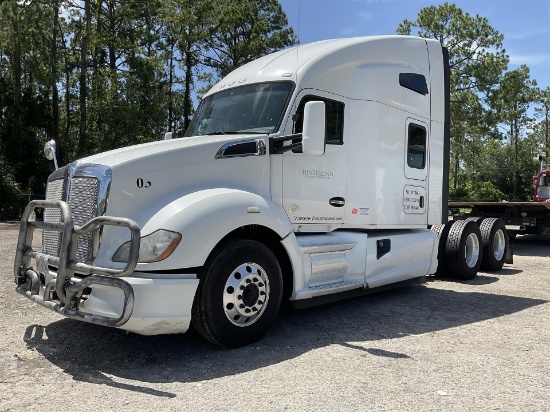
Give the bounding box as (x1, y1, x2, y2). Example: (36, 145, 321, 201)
(112, 229, 182, 263)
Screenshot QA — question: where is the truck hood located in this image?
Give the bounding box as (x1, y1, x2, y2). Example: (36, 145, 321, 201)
(80, 134, 253, 167)
(76, 134, 272, 229)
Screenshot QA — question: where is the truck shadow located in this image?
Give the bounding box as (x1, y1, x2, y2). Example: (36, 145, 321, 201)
(510, 236, 550, 257)
(425, 267, 523, 285)
(22, 284, 547, 397)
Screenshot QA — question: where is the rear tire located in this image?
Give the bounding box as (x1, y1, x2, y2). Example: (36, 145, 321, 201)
(445, 220, 482, 280)
(479, 218, 508, 271)
(192, 239, 283, 348)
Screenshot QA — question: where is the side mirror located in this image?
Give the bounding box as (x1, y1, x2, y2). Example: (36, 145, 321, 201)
(302, 101, 325, 156)
(164, 132, 173, 140)
(43, 139, 59, 170)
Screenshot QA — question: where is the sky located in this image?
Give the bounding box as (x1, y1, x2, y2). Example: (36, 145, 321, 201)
(278, 0, 550, 90)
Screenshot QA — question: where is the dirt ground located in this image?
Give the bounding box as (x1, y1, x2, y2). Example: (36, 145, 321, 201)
(1, 222, 549, 411)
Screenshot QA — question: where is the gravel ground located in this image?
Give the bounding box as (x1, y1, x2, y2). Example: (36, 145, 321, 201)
(0, 222, 549, 411)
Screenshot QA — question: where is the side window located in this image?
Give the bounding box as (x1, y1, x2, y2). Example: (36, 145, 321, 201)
(399, 73, 428, 95)
(294, 96, 344, 145)
(407, 123, 426, 169)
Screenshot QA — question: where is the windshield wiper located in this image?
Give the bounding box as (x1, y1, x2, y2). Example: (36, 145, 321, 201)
(205, 131, 242, 135)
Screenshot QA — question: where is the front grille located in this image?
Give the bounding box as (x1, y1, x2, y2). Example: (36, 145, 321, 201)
(42, 179, 64, 257)
(68, 177, 100, 262)
(42, 167, 103, 264)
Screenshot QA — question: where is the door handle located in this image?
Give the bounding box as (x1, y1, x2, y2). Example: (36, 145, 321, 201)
(329, 197, 346, 207)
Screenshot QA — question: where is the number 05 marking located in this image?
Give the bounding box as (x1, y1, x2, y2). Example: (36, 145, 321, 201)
(136, 178, 151, 188)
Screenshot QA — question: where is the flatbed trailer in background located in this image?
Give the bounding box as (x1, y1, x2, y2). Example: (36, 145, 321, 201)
(449, 200, 550, 240)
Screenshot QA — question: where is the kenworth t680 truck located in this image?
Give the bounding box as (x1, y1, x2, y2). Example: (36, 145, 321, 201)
(14, 36, 510, 347)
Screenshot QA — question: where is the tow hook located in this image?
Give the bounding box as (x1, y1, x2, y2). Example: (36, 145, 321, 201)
(19, 267, 41, 296)
(66, 285, 80, 310)
(16, 264, 29, 286)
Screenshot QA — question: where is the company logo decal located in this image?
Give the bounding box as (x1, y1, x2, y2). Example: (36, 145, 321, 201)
(288, 204, 300, 214)
(294, 216, 343, 222)
(302, 169, 333, 179)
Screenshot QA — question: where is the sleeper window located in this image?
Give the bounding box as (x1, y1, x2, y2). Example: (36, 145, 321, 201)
(407, 124, 426, 169)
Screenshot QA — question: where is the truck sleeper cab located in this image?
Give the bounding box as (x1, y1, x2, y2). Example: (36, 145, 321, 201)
(14, 36, 509, 348)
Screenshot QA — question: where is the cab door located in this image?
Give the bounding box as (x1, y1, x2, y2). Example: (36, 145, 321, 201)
(281, 91, 349, 227)
(402, 118, 429, 225)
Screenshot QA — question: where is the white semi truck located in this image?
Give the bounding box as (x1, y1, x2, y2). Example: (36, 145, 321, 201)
(14, 36, 511, 347)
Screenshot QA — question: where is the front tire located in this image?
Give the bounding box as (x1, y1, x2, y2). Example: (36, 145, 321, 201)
(192, 239, 283, 348)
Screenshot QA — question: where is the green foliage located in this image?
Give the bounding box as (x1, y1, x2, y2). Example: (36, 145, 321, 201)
(449, 179, 505, 202)
(202, 0, 298, 78)
(469, 180, 506, 202)
(488, 65, 538, 197)
(531, 87, 550, 160)
(448, 185, 470, 201)
(0, 154, 24, 220)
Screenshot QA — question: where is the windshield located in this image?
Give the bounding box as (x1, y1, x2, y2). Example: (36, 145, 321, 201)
(184, 82, 293, 137)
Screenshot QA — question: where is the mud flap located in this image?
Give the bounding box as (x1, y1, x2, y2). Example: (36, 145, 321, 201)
(504, 242, 514, 265)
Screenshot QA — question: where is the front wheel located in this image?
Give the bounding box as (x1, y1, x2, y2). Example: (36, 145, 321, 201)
(192, 239, 283, 348)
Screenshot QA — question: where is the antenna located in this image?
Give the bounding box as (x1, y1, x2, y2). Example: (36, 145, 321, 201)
(291, 0, 301, 135)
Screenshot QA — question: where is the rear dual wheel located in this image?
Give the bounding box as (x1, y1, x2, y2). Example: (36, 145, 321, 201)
(464, 217, 508, 271)
(192, 239, 283, 348)
(432, 218, 508, 279)
(432, 220, 482, 280)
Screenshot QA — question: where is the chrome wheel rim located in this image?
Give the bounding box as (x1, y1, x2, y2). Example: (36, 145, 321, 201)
(223, 262, 270, 327)
(465, 232, 480, 268)
(493, 229, 506, 261)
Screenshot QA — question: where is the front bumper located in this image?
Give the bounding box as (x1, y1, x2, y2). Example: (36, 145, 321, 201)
(80, 273, 199, 335)
(14, 200, 198, 335)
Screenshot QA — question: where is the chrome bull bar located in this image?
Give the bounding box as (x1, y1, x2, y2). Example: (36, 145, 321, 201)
(14, 200, 141, 327)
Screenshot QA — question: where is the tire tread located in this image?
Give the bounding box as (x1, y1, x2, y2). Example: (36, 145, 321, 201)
(445, 220, 482, 280)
